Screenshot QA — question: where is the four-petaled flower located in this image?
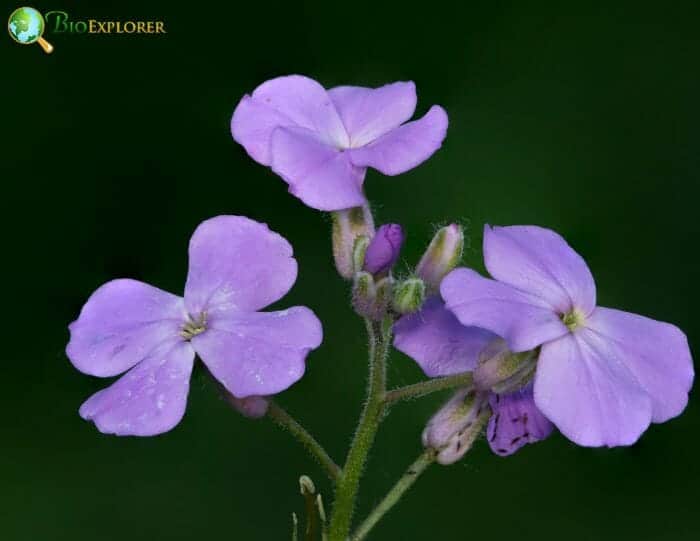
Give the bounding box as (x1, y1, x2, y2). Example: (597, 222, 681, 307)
(67, 216, 322, 436)
(231, 75, 448, 211)
(440, 225, 694, 447)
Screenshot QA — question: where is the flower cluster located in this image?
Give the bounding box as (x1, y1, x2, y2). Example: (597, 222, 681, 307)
(67, 72, 694, 540)
(396, 224, 693, 458)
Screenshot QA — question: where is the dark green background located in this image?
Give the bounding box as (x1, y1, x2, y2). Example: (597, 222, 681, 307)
(3, 1, 698, 539)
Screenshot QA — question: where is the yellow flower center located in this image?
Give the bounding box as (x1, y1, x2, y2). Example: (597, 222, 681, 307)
(561, 308, 586, 332)
(181, 312, 207, 340)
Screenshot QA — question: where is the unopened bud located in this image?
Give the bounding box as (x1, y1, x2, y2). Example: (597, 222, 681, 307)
(363, 224, 404, 275)
(422, 387, 491, 465)
(299, 475, 316, 496)
(226, 394, 269, 418)
(473, 339, 538, 394)
(331, 205, 375, 279)
(416, 224, 464, 291)
(352, 272, 392, 320)
(352, 235, 370, 274)
(392, 277, 425, 315)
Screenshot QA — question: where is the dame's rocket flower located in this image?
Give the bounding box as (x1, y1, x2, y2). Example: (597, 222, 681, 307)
(394, 296, 553, 458)
(441, 225, 694, 447)
(67, 216, 322, 436)
(231, 75, 448, 211)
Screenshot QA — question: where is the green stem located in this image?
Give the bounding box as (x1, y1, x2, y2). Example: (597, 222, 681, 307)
(328, 318, 391, 540)
(268, 401, 342, 483)
(384, 372, 473, 405)
(350, 449, 436, 541)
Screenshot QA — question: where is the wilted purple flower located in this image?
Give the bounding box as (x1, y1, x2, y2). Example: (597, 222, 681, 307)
(67, 216, 322, 436)
(441, 225, 694, 447)
(394, 297, 553, 457)
(487, 384, 554, 456)
(363, 224, 404, 274)
(231, 75, 448, 211)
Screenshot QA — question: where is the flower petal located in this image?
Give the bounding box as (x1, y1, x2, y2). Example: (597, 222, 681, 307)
(67, 279, 186, 377)
(231, 75, 349, 164)
(270, 127, 366, 211)
(192, 307, 322, 397)
(184, 216, 298, 316)
(328, 81, 417, 148)
(534, 330, 652, 447)
(347, 105, 448, 176)
(586, 307, 693, 423)
(483, 225, 596, 315)
(441, 268, 568, 352)
(487, 385, 554, 457)
(393, 296, 496, 377)
(79, 341, 195, 436)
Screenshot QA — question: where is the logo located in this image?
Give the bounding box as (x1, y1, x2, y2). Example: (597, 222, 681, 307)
(8, 6, 53, 53)
(8, 7, 167, 53)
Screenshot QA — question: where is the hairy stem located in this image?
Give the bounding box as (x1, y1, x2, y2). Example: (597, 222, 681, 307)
(268, 401, 342, 483)
(384, 371, 473, 405)
(328, 318, 391, 540)
(350, 449, 436, 541)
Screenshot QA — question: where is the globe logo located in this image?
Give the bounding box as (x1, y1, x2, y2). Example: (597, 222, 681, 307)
(8, 6, 54, 53)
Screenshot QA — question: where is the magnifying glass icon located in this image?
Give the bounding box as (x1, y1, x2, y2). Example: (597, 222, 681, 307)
(8, 7, 54, 54)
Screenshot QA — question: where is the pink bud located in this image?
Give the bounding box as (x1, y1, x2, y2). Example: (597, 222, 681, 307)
(422, 387, 491, 465)
(331, 205, 375, 279)
(416, 224, 464, 291)
(226, 395, 270, 419)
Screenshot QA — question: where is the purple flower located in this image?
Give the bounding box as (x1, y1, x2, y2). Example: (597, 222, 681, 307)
(363, 224, 404, 274)
(394, 297, 553, 457)
(67, 216, 322, 436)
(231, 75, 448, 211)
(441, 225, 694, 447)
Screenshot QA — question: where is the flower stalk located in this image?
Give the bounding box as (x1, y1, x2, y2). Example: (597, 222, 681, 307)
(384, 371, 474, 405)
(328, 317, 392, 540)
(267, 401, 342, 483)
(350, 449, 436, 541)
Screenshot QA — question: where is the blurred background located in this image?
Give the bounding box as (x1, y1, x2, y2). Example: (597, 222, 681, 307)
(2, 1, 699, 539)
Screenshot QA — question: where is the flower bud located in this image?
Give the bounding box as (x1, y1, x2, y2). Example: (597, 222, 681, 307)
(352, 272, 392, 320)
(352, 235, 370, 274)
(473, 338, 538, 394)
(416, 224, 464, 291)
(363, 224, 404, 275)
(299, 475, 316, 496)
(352, 271, 375, 317)
(392, 277, 425, 315)
(422, 387, 491, 465)
(331, 205, 375, 279)
(226, 394, 269, 418)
